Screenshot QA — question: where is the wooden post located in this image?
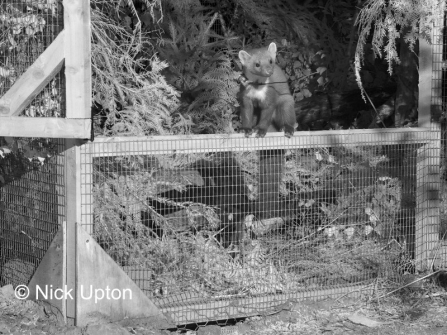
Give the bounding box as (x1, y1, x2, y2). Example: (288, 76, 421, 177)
(0, 32, 64, 116)
(418, 37, 433, 128)
(64, 139, 83, 324)
(62, 0, 92, 319)
(57, 141, 67, 323)
(416, 141, 440, 270)
(415, 8, 444, 270)
(63, 0, 92, 119)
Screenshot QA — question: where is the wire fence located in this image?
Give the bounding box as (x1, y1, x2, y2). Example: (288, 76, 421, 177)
(0, 0, 65, 117)
(0, 0, 65, 288)
(80, 130, 439, 323)
(0, 138, 65, 287)
(0, 0, 445, 328)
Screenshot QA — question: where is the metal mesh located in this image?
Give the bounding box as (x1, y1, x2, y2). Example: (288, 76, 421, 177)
(0, 0, 65, 117)
(0, 1, 65, 286)
(0, 138, 65, 287)
(81, 130, 437, 324)
(437, 8, 447, 275)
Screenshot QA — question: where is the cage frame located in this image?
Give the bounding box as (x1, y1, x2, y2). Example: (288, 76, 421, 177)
(0, 0, 445, 328)
(80, 128, 438, 324)
(0, 0, 91, 138)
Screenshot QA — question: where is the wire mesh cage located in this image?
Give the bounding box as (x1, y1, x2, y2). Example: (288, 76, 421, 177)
(0, 0, 66, 287)
(0, 0, 444, 329)
(0, 0, 65, 117)
(0, 138, 65, 287)
(80, 130, 438, 324)
(435, 8, 447, 276)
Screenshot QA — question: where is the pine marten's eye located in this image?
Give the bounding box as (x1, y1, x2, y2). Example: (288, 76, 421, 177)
(269, 59, 273, 64)
(255, 62, 260, 68)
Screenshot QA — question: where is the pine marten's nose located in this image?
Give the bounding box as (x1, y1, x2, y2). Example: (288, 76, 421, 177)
(265, 66, 274, 76)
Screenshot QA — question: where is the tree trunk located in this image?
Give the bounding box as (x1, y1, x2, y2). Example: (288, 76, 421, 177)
(394, 26, 419, 127)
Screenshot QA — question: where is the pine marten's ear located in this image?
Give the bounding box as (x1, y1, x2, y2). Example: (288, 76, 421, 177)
(268, 42, 277, 57)
(238, 50, 251, 66)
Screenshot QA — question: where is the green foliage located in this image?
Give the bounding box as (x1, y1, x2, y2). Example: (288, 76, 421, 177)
(278, 44, 329, 102)
(0, 137, 60, 186)
(92, 143, 408, 298)
(231, 0, 318, 45)
(0, 3, 65, 168)
(282, 145, 401, 243)
(148, 0, 357, 133)
(151, 2, 241, 134)
(0, 1, 63, 119)
(227, 0, 349, 97)
(0, 0, 372, 136)
(354, 0, 444, 96)
(91, 0, 183, 136)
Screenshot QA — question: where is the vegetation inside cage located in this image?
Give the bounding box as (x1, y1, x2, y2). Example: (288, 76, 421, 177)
(93, 143, 415, 301)
(0, 0, 446, 332)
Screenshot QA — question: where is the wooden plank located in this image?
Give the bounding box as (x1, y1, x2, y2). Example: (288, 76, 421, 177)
(160, 282, 374, 325)
(62, 220, 67, 324)
(418, 37, 432, 128)
(27, 229, 64, 312)
(0, 117, 91, 138)
(63, 0, 92, 119)
(415, 142, 440, 271)
(75, 221, 174, 328)
(0, 31, 65, 116)
(87, 129, 432, 157)
(64, 139, 83, 324)
(56, 145, 67, 323)
(414, 6, 444, 271)
(415, 30, 433, 269)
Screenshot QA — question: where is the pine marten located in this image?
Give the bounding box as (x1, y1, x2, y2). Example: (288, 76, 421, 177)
(238, 42, 296, 138)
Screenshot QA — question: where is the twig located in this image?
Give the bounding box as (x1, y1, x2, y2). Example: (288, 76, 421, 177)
(272, 208, 349, 260)
(339, 0, 362, 89)
(376, 270, 443, 299)
(363, 89, 387, 128)
(334, 281, 376, 304)
(428, 230, 447, 271)
(94, 32, 127, 106)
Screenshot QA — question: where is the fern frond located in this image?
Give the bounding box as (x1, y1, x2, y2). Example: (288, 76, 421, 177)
(354, 0, 444, 98)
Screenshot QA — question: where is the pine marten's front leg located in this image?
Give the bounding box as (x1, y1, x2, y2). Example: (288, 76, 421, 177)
(254, 87, 278, 138)
(240, 94, 255, 137)
(277, 94, 296, 138)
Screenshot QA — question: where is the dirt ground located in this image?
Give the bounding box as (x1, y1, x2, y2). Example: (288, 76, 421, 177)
(1, 280, 447, 335)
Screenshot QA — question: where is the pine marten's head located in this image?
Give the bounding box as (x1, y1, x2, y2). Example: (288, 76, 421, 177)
(239, 42, 277, 80)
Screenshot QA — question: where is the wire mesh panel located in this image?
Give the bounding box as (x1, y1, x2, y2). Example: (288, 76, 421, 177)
(0, 0, 65, 117)
(434, 7, 447, 273)
(0, 138, 65, 287)
(0, 0, 65, 287)
(80, 130, 437, 324)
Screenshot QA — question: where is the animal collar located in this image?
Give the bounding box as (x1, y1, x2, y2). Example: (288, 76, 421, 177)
(237, 74, 287, 87)
(237, 74, 257, 87)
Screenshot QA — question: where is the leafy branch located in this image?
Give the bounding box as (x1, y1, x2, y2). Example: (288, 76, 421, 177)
(354, 0, 444, 98)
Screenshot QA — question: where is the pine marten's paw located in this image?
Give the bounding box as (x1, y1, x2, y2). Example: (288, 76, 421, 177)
(241, 128, 253, 138)
(284, 126, 295, 138)
(256, 129, 267, 138)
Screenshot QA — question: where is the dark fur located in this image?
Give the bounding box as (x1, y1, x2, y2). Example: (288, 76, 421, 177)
(238, 42, 296, 138)
(141, 157, 251, 248)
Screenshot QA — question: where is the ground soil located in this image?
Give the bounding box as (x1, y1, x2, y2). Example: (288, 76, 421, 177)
(1, 281, 447, 335)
